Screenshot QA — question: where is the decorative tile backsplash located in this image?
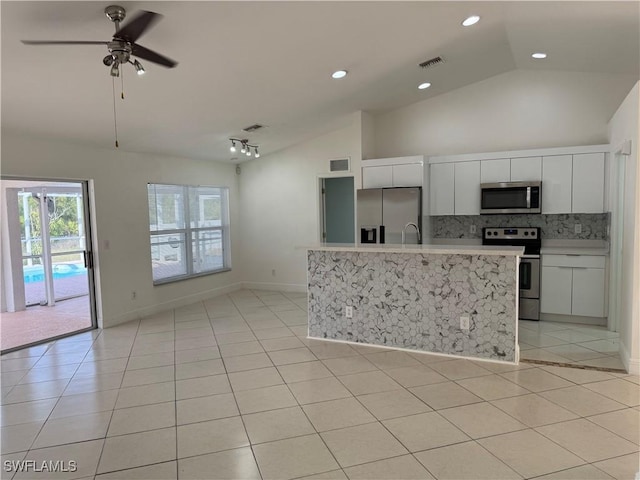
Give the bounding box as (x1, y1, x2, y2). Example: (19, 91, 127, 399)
(308, 249, 517, 362)
(430, 213, 609, 240)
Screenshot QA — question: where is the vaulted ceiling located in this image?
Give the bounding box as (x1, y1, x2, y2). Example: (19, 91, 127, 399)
(2, 1, 638, 163)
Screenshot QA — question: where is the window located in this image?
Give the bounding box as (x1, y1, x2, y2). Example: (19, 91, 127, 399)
(148, 184, 230, 284)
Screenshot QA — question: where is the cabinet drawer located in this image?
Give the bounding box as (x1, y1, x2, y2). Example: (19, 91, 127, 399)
(542, 254, 605, 269)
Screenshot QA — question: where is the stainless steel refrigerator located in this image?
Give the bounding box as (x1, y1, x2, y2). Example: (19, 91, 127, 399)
(357, 187, 422, 244)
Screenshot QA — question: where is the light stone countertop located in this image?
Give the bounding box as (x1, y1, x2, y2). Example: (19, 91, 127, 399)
(540, 247, 609, 256)
(306, 243, 524, 256)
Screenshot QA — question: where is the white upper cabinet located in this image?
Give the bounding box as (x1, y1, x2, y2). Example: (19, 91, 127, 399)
(480, 159, 510, 184)
(572, 153, 605, 213)
(430, 163, 455, 215)
(511, 157, 542, 182)
(454, 162, 481, 215)
(392, 163, 424, 187)
(542, 155, 572, 214)
(362, 166, 393, 189)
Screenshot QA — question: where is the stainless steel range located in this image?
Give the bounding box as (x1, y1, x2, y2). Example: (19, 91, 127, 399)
(482, 227, 541, 320)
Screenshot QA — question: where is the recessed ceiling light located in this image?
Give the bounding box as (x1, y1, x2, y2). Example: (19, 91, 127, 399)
(462, 15, 480, 27)
(331, 70, 348, 79)
(418, 82, 432, 90)
(532, 52, 547, 59)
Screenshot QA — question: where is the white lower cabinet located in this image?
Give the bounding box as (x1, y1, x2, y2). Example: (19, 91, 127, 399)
(540, 254, 606, 318)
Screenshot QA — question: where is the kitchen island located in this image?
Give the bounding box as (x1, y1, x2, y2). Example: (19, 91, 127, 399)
(307, 244, 523, 363)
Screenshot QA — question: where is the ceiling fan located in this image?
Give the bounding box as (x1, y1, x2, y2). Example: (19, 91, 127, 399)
(22, 5, 178, 77)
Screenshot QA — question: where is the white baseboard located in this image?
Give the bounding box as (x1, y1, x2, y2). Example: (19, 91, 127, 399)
(103, 282, 244, 328)
(242, 281, 306, 293)
(620, 340, 639, 375)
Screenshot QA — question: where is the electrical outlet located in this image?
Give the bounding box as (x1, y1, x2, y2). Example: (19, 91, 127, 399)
(470, 225, 477, 234)
(574, 224, 582, 234)
(345, 306, 353, 318)
(460, 315, 470, 330)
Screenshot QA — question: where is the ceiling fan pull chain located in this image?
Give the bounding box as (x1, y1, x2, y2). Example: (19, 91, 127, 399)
(112, 76, 119, 148)
(121, 68, 125, 100)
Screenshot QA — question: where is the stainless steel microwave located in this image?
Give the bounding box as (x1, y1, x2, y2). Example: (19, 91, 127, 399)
(480, 181, 541, 214)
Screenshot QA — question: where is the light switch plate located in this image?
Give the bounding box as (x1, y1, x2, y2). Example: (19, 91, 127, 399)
(575, 224, 582, 234)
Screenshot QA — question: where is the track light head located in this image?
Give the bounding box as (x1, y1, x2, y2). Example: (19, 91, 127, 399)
(255, 148, 260, 158)
(230, 140, 237, 153)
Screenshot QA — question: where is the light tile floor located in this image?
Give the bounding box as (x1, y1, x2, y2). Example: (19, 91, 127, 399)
(1, 289, 638, 480)
(519, 320, 625, 371)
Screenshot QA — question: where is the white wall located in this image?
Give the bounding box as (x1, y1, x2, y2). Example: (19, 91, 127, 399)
(238, 112, 363, 289)
(374, 70, 638, 158)
(608, 82, 640, 374)
(1, 133, 242, 327)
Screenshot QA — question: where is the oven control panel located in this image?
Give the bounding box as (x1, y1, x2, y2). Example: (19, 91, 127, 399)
(483, 227, 538, 240)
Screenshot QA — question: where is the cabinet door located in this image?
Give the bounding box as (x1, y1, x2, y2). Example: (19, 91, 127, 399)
(511, 157, 542, 182)
(362, 166, 393, 189)
(542, 155, 572, 214)
(571, 267, 605, 317)
(572, 153, 605, 213)
(540, 266, 572, 315)
(454, 161, 480, 215)
(429, 163, 454, 215)
(480, 159, 510, 183)
(392, 163, 423, 187)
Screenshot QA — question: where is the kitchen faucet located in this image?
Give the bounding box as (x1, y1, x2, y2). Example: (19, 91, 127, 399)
(402, 222, 421, 244)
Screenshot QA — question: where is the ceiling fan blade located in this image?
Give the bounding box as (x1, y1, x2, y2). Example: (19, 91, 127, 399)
(22, 40, 108, 45)
(115, 10, 161, 44)
(131, 43, 177, 68)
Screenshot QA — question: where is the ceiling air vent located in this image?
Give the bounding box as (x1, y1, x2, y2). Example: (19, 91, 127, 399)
(418, 56, 444, 69)
(242, 124, 265, 133)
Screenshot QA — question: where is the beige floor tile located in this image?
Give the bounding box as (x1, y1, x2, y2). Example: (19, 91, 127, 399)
(176, 392, 239, 425)
(322, 356, 378, 376)
(500, 368, 573, 392)
(543, 344, 609, 362)
(253, 327, 295, 340)
(302, 397, 376, 432)
(108, 401, 175, 436)
(219, 341, 265, 358)
(178, 447, 260, 479)
(298, 469, 347, 480)
(576, 356, 627, 370)
(176, 374, 231, 400)
(356, 389, 431, 420)
(18, 363, 79, 384)
(587, 408, 639, 444)
(96, 461, 177, 479)
(536, 418, 638, 463)
(177, 416, 249, 459)
(382, 411, 469, 452)
(175, 336, 217, 351)
(215, 331, 258, 345)
(478, 429, 585, 478)
(344, 454, 434, 479)
(492, 393, 579, 427)
(1, 422, 43, 454)
(114, 381, 175, 409)
(474, 361, 534, 374)
(593, 452, 640, 480)
(2, 379, 69, 404)
(243, 406, 315, 444)
(126, 352, 175, 371)
(174, 346, 220, 365)
(439, 402, 527, 439)
(223, 353, 274, 373)
(414, 441, 522, 479)
(268, 347, 317, 366)
(409, 381, 483, 410)
(121, 366, 174, 388)
(260, 336, 305, 352)
(175, 359, 225, 380)
(321, 422, 408, 468)
(584, 379, 640, 407)
(253, 434, 339, 480)
(234, 384, 297, 414)
(457, 374, 530, 400)
(540, 386, 627, 416)
(383, 365, 448, 388)
(17, 439, 105, 479)
(364, 351, 422, 369)
(0, 398, 58, 427)
(97, 428, 175, 474)
(578, 339, 620, 355)
(520, 348, 573, 364)
(228, 367, 283, 392)
(429, 359, 493, 380)
(533, 464, 614, 479)
(33, 411, 110, 448)
(277, 361, 333, 383)
(540, 366, 616, 384)
(74, 358, 128, 377)
(305, 341, 359, 360)
(50, 389, 119, 418)
(337, 370, 402, 396)
(288, 377, 352, 405)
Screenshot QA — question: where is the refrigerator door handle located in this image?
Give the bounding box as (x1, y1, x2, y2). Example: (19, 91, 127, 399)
(379, 225, 385, 244)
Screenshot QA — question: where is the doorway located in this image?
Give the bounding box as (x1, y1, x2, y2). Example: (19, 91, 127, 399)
(320, 177, 355, 243)
(1, 179, 97, 352)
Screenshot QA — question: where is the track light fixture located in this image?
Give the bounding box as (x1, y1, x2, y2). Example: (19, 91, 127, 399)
(229, 138, 260, 159)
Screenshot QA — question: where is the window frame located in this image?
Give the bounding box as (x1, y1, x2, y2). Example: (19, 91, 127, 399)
(148, 183, 231, 285)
